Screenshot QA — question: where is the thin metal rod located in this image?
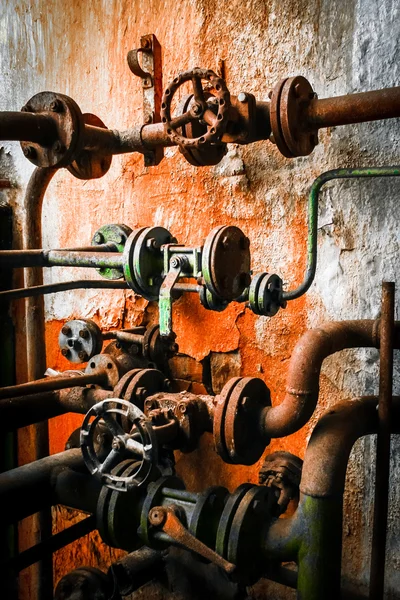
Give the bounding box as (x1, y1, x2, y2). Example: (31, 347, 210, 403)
(7, 516, 95, 573)
(0, 371, 106, 400)
(0, 249, 124, 269)
(0, 280, 128, 301)
(283, 166, 400, 301)
(369, 282, 395, 599)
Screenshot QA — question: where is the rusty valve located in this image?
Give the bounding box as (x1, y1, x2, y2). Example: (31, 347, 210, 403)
(148, 505, 237, 576)
(161, 68, 231, 148)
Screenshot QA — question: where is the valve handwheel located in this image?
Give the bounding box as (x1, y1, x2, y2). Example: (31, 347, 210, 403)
(80, 398, 158, 492)
(161, 68, 231, 147)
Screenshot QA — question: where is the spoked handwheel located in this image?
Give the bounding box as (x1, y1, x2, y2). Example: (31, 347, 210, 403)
(161, 68, 231, 147)
(80, 398, 158, 491)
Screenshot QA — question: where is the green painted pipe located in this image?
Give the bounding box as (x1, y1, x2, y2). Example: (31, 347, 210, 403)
(283, 166, 400, 301)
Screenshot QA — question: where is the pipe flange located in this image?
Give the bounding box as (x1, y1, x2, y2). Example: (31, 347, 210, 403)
(227, 485, 276, 582)
(92, 223, 133, 280)
(58, 318, 103, 363)
(248, 272, 286, 317)
(279, 76, 318, 157)
(199, 287, 229, 312)
(113, 367, 168, 412)
(202, 226, 251, 301)
(189, 485, 229, 552)
(270, 76, 318, 158)
(67, 113, 112, 180)
(139, 475, 185, 549)
(85, 354, 121, 388)
(215, 483, 253, 559)
(81, 398, 158, 492)
(214, 377, 271, 465)
(20, 92, 85, 167)
(161, 68, 230, 148)
(123, 226, 174, 301)
(96, 459, 149, 550)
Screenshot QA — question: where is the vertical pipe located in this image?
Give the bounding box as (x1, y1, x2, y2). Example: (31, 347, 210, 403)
(22, 166, 57, 600)
(369, 282, 395, 599)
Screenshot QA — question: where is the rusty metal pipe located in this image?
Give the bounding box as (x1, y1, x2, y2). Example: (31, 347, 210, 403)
(369, 283, 395, 599)
(262, 319, 400, 438)
(0, 449, 100, 523)
(0, 387, 113, 430)
(22, 166, 57, 599)
(0, 111, 58, 144)
(82, 123, 175, 155)
(306, 86, 400, 129)
(0, 248, 124, 269)
(264, 396, 400, 599)
(0, 371, 107, 400)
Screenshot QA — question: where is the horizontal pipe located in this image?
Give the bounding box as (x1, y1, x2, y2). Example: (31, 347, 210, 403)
(7, 516, 96, 572)
(0, 279, 128, 302)
(0, 371, 107, 400)
(0, 111, 58, 144)
(306, 86, 400, 129)
(82, 123, 175, 155)
(262, 319, 400, 438)
(0, 449, 87, 522)
(0, 387, 113, 430)
(0, 249, 124, 269)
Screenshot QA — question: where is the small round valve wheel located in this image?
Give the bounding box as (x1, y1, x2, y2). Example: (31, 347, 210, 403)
(202, 226, 251, 301)
(161, 68, 231, 148)
(80, 398, 158, 492)
(248, 272, 286, 317)
(214, 377, 271, 465)
(92, 223, 133, 280)
(58, 319, 103, 363)
(123, 226, 175, 301)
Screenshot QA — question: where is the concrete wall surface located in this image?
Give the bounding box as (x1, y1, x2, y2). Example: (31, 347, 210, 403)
(0, 0, 399, 597)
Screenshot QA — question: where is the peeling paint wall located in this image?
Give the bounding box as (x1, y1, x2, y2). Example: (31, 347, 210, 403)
(1, 0, 400, 597)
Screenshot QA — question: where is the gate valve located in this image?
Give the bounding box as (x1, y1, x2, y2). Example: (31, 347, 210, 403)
(123, 224, 251, 337)
(81, 398, 158, 491)
(161, 68, 231, 149)
(148, 505, 237, 577)
(248, 272, 287, 317)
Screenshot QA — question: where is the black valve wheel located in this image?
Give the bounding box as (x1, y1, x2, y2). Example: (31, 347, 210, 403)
(80, 398, 158, 492)
(161, 68, 230, 148)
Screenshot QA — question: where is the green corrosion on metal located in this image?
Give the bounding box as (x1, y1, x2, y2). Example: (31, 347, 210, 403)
(282, 165, 400, 302)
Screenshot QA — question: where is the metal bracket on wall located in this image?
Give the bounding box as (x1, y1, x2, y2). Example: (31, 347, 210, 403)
(127, 34, 163, 167)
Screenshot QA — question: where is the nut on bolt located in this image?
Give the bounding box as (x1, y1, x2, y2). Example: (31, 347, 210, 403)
(78, 351, 89, 362)
(79, 329, 89, 339)
(149, 506, 167, 527)
(61, 348, 70, 357)
(238, 92, 248, 103)
(62, 326, 72, 336)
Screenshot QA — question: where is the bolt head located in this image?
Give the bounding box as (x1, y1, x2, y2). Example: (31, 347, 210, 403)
(61, 348, 69, 357)
(238, 92, 248, 102)
(61, 326, 72, 336)
(79, 329, 90, 339)
(192, 103, 202, 115)
(93, 232, 104, 244)
(23, 146, 36, 159)
(50, 99, 63, 112)
(170, 256, 180, 268)
(146, 237, 160, 250)
(78, 351, 89, 362)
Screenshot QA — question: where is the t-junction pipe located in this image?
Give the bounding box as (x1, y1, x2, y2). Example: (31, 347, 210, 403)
(261, 319, 400, 438)
(263, 396, 400, 600)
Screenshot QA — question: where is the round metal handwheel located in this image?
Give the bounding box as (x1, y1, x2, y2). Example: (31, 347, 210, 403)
(161, 68, 231, 148)
(80, 398, 158, 492)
